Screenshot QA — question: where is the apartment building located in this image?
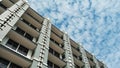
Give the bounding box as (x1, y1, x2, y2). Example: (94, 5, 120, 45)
(0, 0, 107, 68)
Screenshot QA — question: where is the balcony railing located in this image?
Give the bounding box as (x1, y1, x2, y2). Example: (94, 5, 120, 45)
(47, 61, 60, 68)
(27, 13, 42, 24)
(51, 30, 63, 40)
(15, 27, 34, 42)
(21, 18, 38, 31)
(49, 48, 60, 59)
(0, 57, 22, 68)
(6, 39, 29, 56)
(73, 54, 83, 61)
(49, 48, 65, 62)
(50, 38, 64, 48)
(71, 45, 80, 52)
(0, 44, 32, 67)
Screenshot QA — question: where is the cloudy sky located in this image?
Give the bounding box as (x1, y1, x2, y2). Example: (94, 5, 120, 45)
(28, 0, 120, 68)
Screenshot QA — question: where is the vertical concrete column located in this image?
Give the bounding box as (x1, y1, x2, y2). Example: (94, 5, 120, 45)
(93, 56, 100, 68)
(30, 19, 51, 68)
(63, 33, 75, 68)
(0, 0, 29, 42)
(79, 45, 90, 68)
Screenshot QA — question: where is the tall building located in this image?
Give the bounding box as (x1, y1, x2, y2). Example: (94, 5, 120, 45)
(0, 0, 107, 68)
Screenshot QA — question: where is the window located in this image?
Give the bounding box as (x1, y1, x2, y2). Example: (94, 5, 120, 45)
(73, 54, 77, 58)
(9, 63, 22, 68)
(62, 53, 65, 60)
(0, 58, 22, 68)
(6, 39, 19, 50)
(49, 48, 60, 58)
(75, 64, 79, 68)
(54, 51, 60, 58)
(49, 48, 53, 53)
(27, 13, 40, 23)
(21, 18, 37, 30)
(47, 61, 60, 68)
(61, 44, 64, 48)
(81, 65, 85, 68)
(25, 33, 33, 41)
(90, 58, 93, 61)
(0, 2, 7, 9)
(0, 58, 9, 68)
(100, 66, 104, 68)
(50, 38, 59, 46)
(15, 27, 25, 35)
(54, 64, 60, 68)
(79, 56, 82, 61)
(22, 19, 29, 25)
(48, 61, 52, 68)
(76, 48, 80, 51)
(6, 39, 29, 56)
(18, 45, 28, 56)
(30, 24, 36, 30)
(15, 27, 33, 41)
(93, 66, 96, 68)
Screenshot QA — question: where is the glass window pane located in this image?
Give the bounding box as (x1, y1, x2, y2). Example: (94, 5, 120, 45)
(30, 24, 36, 30)
(25, 33, 33, 41)
(49, 48, 53, 54)
(54, 51, 60, 58)
(0, 58, 9, 68)
(6, 39, 18, 50)
(18, 45, 28, 56)
(9, 63, 22, 68)
(48, 61, 52, 68)
(15, 27, 25, 35)
(22, 19, 29, 25)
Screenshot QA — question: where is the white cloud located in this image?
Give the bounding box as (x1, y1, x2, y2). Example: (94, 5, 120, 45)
(28, 0, 120, 68)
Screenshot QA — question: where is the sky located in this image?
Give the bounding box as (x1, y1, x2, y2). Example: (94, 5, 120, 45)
(27, 0, 120, 68)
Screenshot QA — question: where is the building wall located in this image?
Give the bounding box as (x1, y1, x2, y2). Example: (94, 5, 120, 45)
(0, 0, 107, 68)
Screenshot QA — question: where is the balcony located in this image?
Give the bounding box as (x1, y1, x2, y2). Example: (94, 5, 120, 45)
(70, 39, 78, 48)
(86, 51, 93, 58)
(48, 53, 66, 67)
(0, 57, 22, 68)
(98, 61, 104, 68)
(88, 59, 96, 67)
(75, 64, 80, 68)
(72, 47, 81, 56)
(51, 25, 63, 38)
(26, 7, 44, 24)
(22, 13, 42, 30)
(51, 30, 63, 39)
(16, 20, 39, 38)
(7, 30, 36, 50)
(73, 56, 84, 67)
(49, 39, 64, 54)
(51, 32, 63, 44)
(48, 60, 60, 68)
(0, 44, 32, 67)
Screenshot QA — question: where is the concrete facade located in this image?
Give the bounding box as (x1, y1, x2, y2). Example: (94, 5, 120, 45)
(0, 0, 107, 68)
